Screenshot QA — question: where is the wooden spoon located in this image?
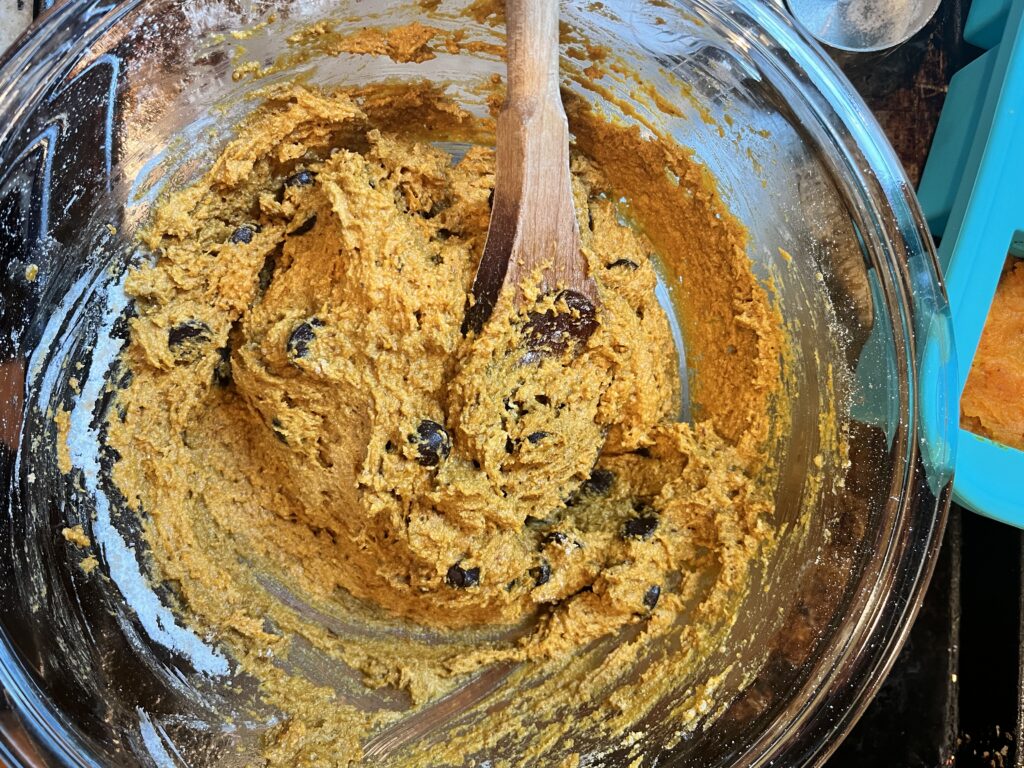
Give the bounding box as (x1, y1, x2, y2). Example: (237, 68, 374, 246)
(464, 0, 598, 345)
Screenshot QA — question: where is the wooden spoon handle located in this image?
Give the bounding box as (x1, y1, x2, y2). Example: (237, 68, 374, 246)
(505, 0, 560, 103)
(464, 0, 596, 336)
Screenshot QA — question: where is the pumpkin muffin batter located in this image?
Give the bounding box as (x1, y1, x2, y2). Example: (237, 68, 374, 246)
(102, 82, 788, 766)
(961, 258, 1024, 450)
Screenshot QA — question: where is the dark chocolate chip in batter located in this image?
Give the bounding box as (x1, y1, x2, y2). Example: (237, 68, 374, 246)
(231, 225, 262, 246)
(643, 584, 661, 610)
(526, 431, 550, 445)
(530, 560, 551, 587)
(410, 420, 451, 467)
(541, 531, 569, 547)
(446, 563, 480, 589)
(287, 318, 324, 359)
(168, 320, 211, 349)
(283, 169, 316, 189)
(167, 321, 212, 363)
(623, 514, 659, 540)
(232, 225, 256, 243)
(289, 214, 317, 236)
(581, 468, 615, 496)
(607, 258, 639, 270)
(525, 290, 599, 357)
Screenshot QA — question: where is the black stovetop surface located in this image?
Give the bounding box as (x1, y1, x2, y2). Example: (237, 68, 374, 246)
(827, 507, 1023, 768)
(826, 4, 1024, 764)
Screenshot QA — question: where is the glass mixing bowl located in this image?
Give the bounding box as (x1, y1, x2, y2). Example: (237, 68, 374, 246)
(0, 0, 955, 765)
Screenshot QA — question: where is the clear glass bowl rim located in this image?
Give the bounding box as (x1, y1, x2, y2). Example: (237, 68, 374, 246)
(0, 0, 955, 765)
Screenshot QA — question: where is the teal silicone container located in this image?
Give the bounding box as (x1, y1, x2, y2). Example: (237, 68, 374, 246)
(918, 0, 1024, 524)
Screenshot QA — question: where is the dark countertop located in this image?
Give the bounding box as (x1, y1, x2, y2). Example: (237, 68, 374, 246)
(833, 0, 972, 188)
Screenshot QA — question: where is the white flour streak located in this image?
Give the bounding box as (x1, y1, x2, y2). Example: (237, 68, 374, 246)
(65, 274, 228, 676)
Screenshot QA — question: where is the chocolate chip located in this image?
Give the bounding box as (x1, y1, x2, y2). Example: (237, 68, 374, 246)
(167, 321, 212, 363)
(568, 468, 615, 507)
(623, 514, 659, 541)
(446, 563, 480, 588)
(168, 320, 211, 349)
(534, 394, 551, 406)
(410, 420, 451, 467)
(271, 418, 287, 444)
(505, 436, 515, 453)
(284, 170, 316, 189)
(530, 560, 551, 586)
(287, 318, 324, 359)
(526, 431, 550, 445)
(525, 290, 599, 357)
(643, 584, 661, 610)
(277, 170, 317, 202)
(230, 225, 256, 244)
(289, 214, 317, 236)
(541, 531, 569, 547)
(607, 258, 639, 270)
(581, 468, 615, 496)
